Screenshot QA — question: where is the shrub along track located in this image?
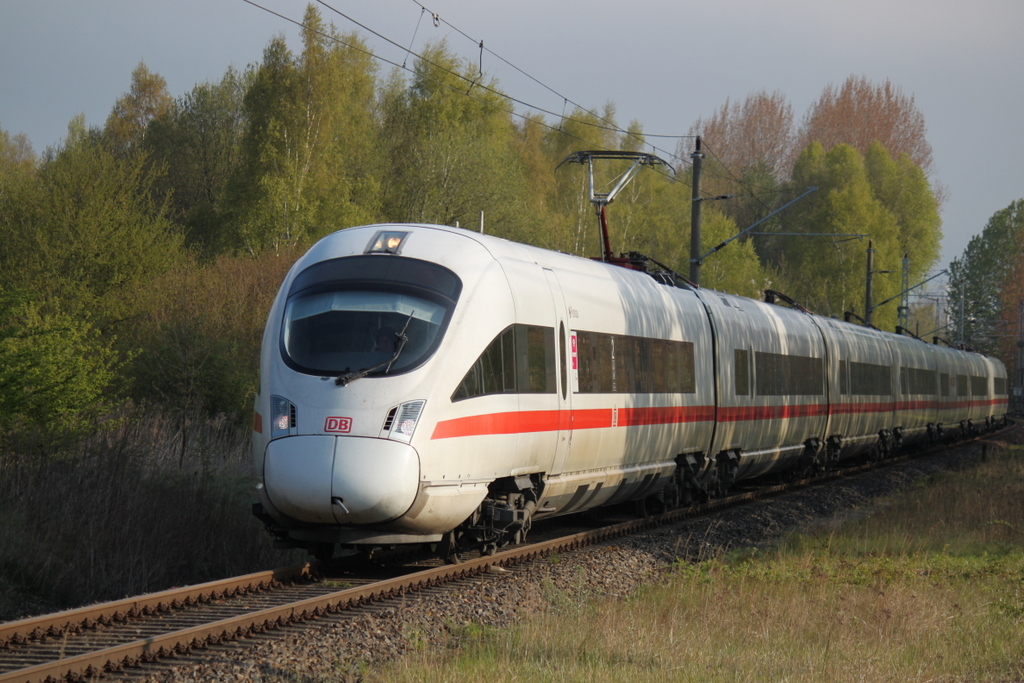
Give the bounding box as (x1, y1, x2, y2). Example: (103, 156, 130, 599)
(0, 426, 1013, 683)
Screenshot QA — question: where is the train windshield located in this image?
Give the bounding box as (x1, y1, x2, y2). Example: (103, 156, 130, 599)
(280, 255, 461, 377)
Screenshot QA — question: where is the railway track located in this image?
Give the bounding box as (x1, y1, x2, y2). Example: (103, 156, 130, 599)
(0, 429, 1010, 683)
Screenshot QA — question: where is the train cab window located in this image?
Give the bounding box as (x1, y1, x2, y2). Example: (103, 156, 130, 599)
(452, 325, 556, 401)
(280, 255, 461, 377)
(734, 349, 749, 396)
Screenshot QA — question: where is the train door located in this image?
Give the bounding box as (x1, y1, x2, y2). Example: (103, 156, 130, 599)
(544, 268, 573, 476)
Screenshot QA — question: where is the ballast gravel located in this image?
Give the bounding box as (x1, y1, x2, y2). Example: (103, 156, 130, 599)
(125, 437, 1011, 683)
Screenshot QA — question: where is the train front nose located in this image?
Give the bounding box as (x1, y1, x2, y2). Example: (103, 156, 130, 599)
(263, 435, 420, 525)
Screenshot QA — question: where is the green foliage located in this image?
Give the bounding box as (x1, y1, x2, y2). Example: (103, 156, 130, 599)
(695, 209, 767, 298)
(764, 143, 903, 328)
(128, 250, 299, 418)
(144, 67, 250, 253)
(0, 129, 40, 270)
(0, 19, 951, 440)
(0, 120, 183, 443)
(102, 62, 173, 156)
(3, 118, 184, 328)
(225, 7, 381, 254)
(379, 40, 541, 244)
(949, 199, 1024, 352)
(0, 287, 121, 445)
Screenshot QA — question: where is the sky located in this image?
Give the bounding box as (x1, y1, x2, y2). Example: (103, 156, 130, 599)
(1, 0, 1021, 271)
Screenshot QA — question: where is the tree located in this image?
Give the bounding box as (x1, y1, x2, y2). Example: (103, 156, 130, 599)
(541, 104, 643, 255)
(103, 63, 173, 156)
(949, 199, 1024, 353)
(5, 117, 183, 329)
(864, 140, 942, 282)
(685, 91, 794, 241)
(128, 249, 299, 418)
(768, 143, 902, 329)
(145, 67, 250, 252)
(225, 7, 382, 254)
(997, 223, 1024, 390)
(795, 77, 934, 182)
(689, 90, 795, 181)
(0, 128, 40, 271)
(379, 40, 536, 243)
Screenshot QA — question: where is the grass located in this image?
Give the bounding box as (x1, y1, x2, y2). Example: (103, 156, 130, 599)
(371, 444, 1024, 682)
(0, 409, 301, 620)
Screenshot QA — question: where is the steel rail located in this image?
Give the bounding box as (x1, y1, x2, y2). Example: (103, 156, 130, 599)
(0, 563, 313, 649)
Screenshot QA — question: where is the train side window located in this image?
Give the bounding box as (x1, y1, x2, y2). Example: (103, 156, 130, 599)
(755, 352, 824, 396)
(940, 373, 950, 397)
(956, 374, 969, 397)
(576, 330, 694, 394)
(901, 366, 937, 395)
(452, 325, 555, 401)
(970, 375, 987, 396)
(849, 361, 891, 395)
(994, 376, 1007, 395)
(577, 331, 614, 392)
(839, 360, 848, 395)
(516, 325, 556, 394)
(734, 349, 749, 396)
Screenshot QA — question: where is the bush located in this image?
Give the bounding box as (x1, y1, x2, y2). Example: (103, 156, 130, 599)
(0, 287, 121, 450)
(127, 249, 300, 420)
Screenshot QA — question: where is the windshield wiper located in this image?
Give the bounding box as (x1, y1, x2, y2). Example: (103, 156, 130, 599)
(335, 313, 414, 386)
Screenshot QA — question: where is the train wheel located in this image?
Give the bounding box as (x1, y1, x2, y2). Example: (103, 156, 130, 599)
(438, 531, 463, 564)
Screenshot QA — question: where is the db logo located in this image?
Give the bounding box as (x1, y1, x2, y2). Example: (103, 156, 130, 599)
(324, 416, 352, 433)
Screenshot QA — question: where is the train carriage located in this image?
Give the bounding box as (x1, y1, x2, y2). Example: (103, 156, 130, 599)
(699, 290, 829, 482)
(252, 223, 1008, 558)
(889, 333, 941, 448)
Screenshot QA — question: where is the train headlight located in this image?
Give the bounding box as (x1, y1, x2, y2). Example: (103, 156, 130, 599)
(270, 395, 297, 439)
(389, 400, 425, 443)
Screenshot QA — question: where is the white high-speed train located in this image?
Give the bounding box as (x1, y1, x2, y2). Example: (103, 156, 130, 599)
(251, 223, 1008, 559)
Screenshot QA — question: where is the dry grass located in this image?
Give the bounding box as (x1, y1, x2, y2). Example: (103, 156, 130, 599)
(377, 446, 1024, 682)
(0, 409, 299, 620)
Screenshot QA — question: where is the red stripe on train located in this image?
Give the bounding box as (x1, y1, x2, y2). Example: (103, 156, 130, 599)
(430, 398, 1008, 440)
(431, 405, 715, 440)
